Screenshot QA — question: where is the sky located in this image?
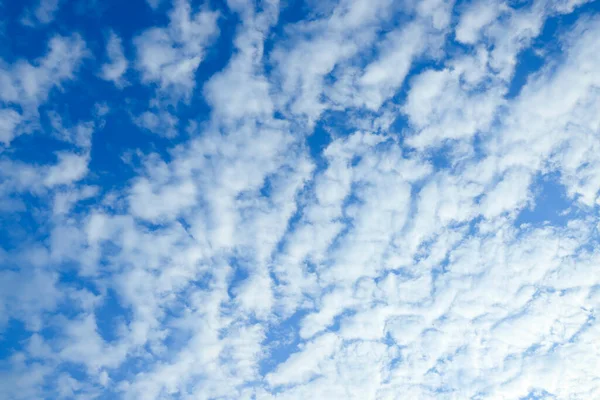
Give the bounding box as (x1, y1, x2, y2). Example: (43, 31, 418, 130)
(1, 0, 600, 399)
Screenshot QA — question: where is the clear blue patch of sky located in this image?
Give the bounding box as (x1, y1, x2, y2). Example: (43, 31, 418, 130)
(305, 119, 332, 170)
(514, 173, 572, 228)
(226, 257, 250, 299)
(94, 288, 132, 343)
(259, 310, 307, 376)
(0, 320, 28, 360)
(519, 389, 558, 400)
(506, 47, 545, 98)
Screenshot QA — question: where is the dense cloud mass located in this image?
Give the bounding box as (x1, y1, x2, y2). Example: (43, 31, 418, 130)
(1, 0, 600, 399)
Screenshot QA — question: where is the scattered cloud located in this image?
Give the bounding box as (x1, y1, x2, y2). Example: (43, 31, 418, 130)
(1, 1, 600, 399)
(21, 0, 62, 26)
(134, 0, 219, 102)
(100, 31, 128, 86)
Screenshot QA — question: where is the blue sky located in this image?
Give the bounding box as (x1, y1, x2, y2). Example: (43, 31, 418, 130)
(1, 0, 600, 399)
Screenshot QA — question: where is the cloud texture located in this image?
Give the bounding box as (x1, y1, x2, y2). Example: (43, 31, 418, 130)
(1, 0, 600, 399)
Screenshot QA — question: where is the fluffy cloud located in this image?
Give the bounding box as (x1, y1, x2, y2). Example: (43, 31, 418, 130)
(455, 1, 501, 44)
(0, 34, 86, 106)
(0, 34, 86, 145)
(134, 0, 219, 102)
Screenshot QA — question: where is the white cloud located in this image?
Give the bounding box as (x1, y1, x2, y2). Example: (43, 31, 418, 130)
(455, 1, 501, 44)
(133, 110, 179, 137)
(0, 108, 22, 145)
(356, 22, 429, 110)
(0, 150, 90, 200)
(0, 268, 61, 331)
(479, 167, 533, 218)
(134, 0, 219, 101)
(129, 176, 196, 221)
(203, 22, 274, 123)
(44, 152, 90, 187)
(0, 34, 86, 106)
(21, 0, 61, 26)
(0, 34, 86, 145)
(416, 0, 456, 30)
(402, 66, 504, 149)
(47, 111, 95, 148)
(266, 332, 341, 387)
(35, 0, 60, 23)
(100, 31, 128, 86)
(270, 0, 399, 121)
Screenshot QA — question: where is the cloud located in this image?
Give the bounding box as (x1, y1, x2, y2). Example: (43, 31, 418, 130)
(266, 332, 341, 386)
(0, 108, 22, 145)
(270, 0, 400, 121)
(100, 31, 128, 86)
(146, 0, 162, 9)
(21, 0, 62, 26)
(0, 268, 61, 331)
(402, 66, 504, 149)
(355, 22, 430, 110)
(44, 152, 90, 187)
(2, 1, 600, 400)
(134, 0, 219, 102)
(0, 34, 86, 145)
(455, 1, 501, 44)
(0, 34, 86, 106)
(203, 13, 275, 123)
(133, 110, 179, 137)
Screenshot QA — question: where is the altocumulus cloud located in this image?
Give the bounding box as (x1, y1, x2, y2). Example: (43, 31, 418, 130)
(1, 0, 600, 399)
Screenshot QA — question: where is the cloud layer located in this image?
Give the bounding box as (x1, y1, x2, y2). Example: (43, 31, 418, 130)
(1, 0, 600, 399)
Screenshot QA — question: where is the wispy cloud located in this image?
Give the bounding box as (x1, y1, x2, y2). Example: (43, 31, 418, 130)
(21, 0, 62, 27)
(100, 31, 128, 86)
